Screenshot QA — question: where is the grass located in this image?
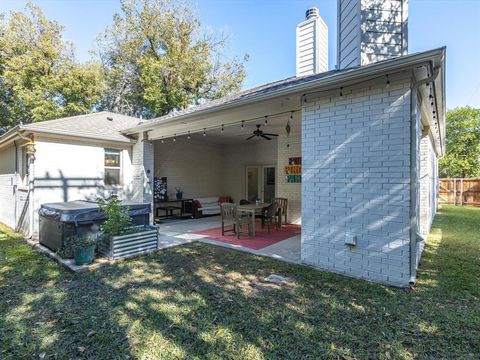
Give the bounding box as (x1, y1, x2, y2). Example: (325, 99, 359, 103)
(0, 205, 479, 359)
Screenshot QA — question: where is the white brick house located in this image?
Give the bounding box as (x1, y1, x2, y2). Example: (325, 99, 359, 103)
(122, 0, 445, 287)
(0, 0, 445, 286)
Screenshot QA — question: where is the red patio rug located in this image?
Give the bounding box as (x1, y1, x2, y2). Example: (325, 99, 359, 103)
(194, 221, 301, 250)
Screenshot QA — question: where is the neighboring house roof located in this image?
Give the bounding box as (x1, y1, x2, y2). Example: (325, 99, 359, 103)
(0, 112, 141, 147)
(123, 47, 446, 136)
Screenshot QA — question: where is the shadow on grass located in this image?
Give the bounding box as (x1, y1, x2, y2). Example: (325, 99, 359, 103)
(1, 206, 480, 359)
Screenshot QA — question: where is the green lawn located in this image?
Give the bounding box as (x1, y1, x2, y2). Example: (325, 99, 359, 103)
(1, 205, 479, 359)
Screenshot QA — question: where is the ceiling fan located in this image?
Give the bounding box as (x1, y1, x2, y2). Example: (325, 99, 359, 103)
(246, 124, 279, 141)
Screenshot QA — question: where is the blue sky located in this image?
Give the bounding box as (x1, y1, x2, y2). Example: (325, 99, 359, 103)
(1, 0, 479, 109)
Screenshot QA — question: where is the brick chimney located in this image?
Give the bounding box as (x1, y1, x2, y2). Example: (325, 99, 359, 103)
(296, 7, 328, 77)
(337, 0, 408, 69)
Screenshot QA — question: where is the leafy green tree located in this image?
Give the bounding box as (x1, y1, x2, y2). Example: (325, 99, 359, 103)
(0, 4, 104, 128)
(95, 0, 247, 118)
(439, 106, 480, 178)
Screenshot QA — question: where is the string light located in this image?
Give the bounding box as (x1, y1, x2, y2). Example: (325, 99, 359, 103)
(151, 109, 300, 140)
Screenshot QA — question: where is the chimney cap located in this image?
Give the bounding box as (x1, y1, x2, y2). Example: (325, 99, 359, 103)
(305, 7, 319, 20)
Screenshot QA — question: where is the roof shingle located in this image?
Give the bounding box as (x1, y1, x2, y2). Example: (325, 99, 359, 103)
(20, 111, 141, 143)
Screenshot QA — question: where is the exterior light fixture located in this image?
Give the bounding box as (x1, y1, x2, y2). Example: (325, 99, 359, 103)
(264, 116, 268, 126)
(161, 137, 164, 144)
(25, 140, 36, 156)
(173, 134, 176, 142)
(221, 124, 224, 133)
(203, 128, 206, 136)
(385, 74, 391, 90)
(187, 131, 191, 139)
(340, 87, 343, 97)
(241, 121, 245, 129)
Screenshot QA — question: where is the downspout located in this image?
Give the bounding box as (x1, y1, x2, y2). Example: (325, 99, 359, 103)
(17, 132, 35, 238)
(14, 140, 18, 228)
(409, 63, 439, 286)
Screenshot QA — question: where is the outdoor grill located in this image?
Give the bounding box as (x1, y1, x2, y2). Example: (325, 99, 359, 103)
(38, 200, 151, 251)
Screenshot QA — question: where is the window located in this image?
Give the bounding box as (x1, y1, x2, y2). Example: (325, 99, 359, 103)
(104, 149, 121, 186)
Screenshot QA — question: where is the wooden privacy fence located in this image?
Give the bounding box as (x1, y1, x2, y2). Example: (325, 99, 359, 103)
(439, 178, 480, 206)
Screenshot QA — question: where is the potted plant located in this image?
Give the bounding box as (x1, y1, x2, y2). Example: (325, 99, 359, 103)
(97, 197, 158, 260)
(175, 187, 183, 200)
(71, 234, 97, 266)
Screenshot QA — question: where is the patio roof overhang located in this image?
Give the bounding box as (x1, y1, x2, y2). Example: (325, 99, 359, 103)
(122, 47, 446, 154)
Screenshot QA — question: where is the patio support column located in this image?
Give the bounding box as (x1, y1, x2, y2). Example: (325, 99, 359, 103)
(132, 132, 154, 222)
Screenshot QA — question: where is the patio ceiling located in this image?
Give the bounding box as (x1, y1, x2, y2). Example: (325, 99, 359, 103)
(152, 110, 301, 144)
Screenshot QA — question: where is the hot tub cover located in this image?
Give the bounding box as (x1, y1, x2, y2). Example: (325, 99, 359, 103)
(39, 200, 151, 224)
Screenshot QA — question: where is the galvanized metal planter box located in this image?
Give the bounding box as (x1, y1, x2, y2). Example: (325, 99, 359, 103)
(98, 226, 158, 260)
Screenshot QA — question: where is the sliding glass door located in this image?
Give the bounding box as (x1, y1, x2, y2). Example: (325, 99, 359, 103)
(246, 165, 276, 203)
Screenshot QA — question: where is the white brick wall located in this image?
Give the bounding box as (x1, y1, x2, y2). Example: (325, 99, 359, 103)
(419, 130, 438, 235)
(153, 138, 277, 203)
(131, 132, 154, 205)
(301, 77, 413, 286)
(154, 139, 223, 199)
(277, 113, 302, 224)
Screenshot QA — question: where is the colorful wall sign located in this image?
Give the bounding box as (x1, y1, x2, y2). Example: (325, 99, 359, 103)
(285, 157, 301, 183)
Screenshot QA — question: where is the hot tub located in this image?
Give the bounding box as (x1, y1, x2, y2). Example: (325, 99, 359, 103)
(38, 200, 151, 251)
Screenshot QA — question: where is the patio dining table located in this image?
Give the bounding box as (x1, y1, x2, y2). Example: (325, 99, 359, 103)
(237, 202, 270, 237)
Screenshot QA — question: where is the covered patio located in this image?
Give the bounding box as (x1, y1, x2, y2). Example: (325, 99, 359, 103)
(133, 94, 303, 263)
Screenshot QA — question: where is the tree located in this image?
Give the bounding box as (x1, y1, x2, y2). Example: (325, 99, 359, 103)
(95, 0, 247, 118)
(439, 106, 480, 178)
(0, 4, 104, 128)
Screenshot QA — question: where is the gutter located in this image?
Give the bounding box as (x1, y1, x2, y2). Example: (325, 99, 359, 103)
(123, 47, 446, 135)
(0, 125, 22, 149)
(16, 132, 35, 238)
(409, 62, 440, 286)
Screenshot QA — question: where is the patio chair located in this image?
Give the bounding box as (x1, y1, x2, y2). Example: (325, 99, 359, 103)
(273, 197, 288, 226)
(220, 203, 254, 239)
(263, 202, 278, 233)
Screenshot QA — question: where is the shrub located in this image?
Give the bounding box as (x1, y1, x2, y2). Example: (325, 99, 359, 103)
(97, 196, 131, 236)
